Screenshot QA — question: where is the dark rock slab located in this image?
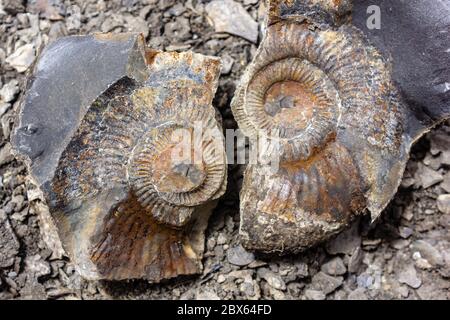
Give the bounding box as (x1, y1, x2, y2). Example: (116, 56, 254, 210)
(11, 33, 148, 188)
(353, 0, 450, 137)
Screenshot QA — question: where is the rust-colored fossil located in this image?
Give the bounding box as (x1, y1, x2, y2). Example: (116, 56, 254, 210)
(232, 0, 450, 253)
(11, 33, 227, 281)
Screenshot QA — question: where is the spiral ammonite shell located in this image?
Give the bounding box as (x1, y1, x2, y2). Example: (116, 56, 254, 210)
(243, 57, 341, 161)
(231, 0, 448, 253)
(11, 33, 227, 281)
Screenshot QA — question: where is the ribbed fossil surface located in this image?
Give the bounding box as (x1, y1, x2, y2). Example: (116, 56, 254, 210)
(232, 0, 449, 253)
(11, 33, 227, 281)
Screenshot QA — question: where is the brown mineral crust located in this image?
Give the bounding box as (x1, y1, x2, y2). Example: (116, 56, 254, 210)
(240, 142, 365, 253)
(89, 194, 209, 281)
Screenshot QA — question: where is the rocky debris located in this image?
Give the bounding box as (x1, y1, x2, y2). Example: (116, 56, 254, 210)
(398, 226, 413, 239)
(321, 257, 347, 276)
(5, 44, 35, 73)
(0, 79, 19, 103)
(437, 194, 450, 214)
(441, 173, 450, 193)
(294, 262, 309, 278)
(33, 202, 66, 260)
(205, 0, 258, 43)
(220, 54, 234, 75)
(256, 268, 286, 291)
(414, 164, 443, 189)
(310, 272, 343, 295)
(25, 254, 51, 279)
(224, 269, 261, 300)
(0, 102, 11, 118)
(326, 221, 361, 255)
(413, 251, 433, 270)
(423, 153, 442, 170)
(398, 264, 422, 289)
(164, 16, 191, 41)
(2, 0, 25, 14)
(391, 239, 410, 250)
(411, 240, 444, 267)
(348, 288, 368, 300)
(33, 0, 64, 21)
(356, 273, 375, 289)
(227, 244, 255, 266)
(0, 209, 20, 268)
(429, 131, 450, 155)
(348, 247, 364, 273)
(304, 289, 326, 300)
(0, 143, 14, 166)
(196, 289, 221, 300)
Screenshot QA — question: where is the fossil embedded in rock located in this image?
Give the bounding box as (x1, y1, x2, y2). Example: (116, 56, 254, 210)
(11, 33, 227, 281)
(232, 0, 450, 253)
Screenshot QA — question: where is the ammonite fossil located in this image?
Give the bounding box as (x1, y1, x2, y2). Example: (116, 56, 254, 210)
(11, 33, 227, 281)
(232, 0, 449, 253)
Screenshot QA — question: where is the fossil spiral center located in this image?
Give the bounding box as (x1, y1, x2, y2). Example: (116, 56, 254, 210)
(244, 57, 342, 160)
(128, 123, 225, 208)
(151, 145, 206, 194)
(264, 80, 317, 135)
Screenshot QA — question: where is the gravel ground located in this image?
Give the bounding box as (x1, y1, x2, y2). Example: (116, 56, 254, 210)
(0, 0, 449, 300)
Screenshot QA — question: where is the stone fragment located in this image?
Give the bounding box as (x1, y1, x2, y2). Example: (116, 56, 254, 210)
(206, 0, 258, 43)
(5, 44, 35, 73)
(25, 254, 51, 278)
(411, 240, 444, 267)
(0, 210, 20, 268)
(0, 102, 11, 118)
(0, 143, 14, 167)
(441, 172, 450, 193)
(437, 194, 450, 214)
(356, 273, 374, 289)
(398, 264, 422, 289)
(295, 262, 309, 278)
(164, 17, 191, 40)
(414, 164, 443, 189)
(220, 54, 234, 75)
(429, 132, 450, 155)
(304, 289, 326, 300)
(196, 290, 221, 300)
(348, 288, 368, 300)
(268, 287, 285, 300)
(227, 244, 255, 266)
(348, 247, 364, 273)
(257, 268, 286, 290)
(398, 226, 413, 239)
(34, 0, 64, 20)
(390, 239, 410, 250)
(326, 221, 361, 255)
(310, 272, 343, 295)
(0, 80, 20, 103)
(321, 257, 347, 276)
(2, 0, 26, 14)
(423, 153, 442, 170)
